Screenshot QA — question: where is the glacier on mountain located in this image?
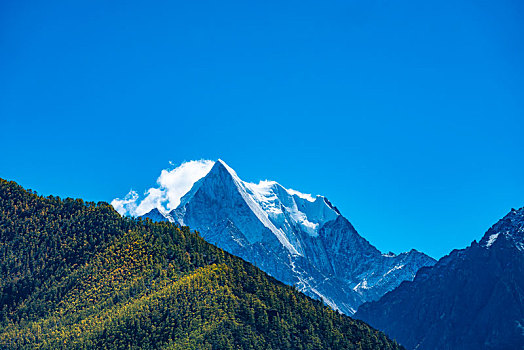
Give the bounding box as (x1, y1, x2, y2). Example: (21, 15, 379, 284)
(114, 159, 435, 314)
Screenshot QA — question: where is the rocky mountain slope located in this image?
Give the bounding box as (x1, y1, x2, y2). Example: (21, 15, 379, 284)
(355, 207, 524, 349)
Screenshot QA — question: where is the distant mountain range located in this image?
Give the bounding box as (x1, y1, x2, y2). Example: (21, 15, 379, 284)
(4, 157, 522, 349)
(356, 207, 524, 349)
(138, 159, 436, 314)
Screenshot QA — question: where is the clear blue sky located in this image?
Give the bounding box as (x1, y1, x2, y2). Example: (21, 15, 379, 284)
(1, 0, 523, 259)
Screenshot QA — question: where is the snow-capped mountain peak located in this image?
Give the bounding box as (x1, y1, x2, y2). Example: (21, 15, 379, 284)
(205, 160, 336, 239)
(207, 159, 303, 255)
(131, 159, 435, 314)
(185, 159, 340, 255)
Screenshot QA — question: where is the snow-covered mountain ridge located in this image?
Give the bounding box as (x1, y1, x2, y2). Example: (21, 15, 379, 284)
(116, 159, 435, 314)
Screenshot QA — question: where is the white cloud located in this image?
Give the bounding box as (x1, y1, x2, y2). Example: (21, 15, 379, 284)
(111, 190, 139, 216)
(287, 188, 316, 202)
(111, 160, 215, 216)
(134, 187, 167, 216)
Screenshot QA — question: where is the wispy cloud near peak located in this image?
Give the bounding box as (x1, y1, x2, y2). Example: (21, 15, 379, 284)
(111, 160, 215, 216)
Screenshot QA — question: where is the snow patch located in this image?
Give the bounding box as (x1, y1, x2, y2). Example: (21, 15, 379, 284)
(384, 265, 405, 276)
(287, 189, 316, 202)
(353, 280, 369, 291)
(244, 181, 324, 237)
(486, 233, 500, 247)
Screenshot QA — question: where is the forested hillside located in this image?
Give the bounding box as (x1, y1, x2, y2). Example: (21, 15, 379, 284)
(0, 178, 401, 349)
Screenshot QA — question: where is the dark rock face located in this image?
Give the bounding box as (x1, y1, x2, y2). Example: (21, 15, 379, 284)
(355, 207, 524, 350)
